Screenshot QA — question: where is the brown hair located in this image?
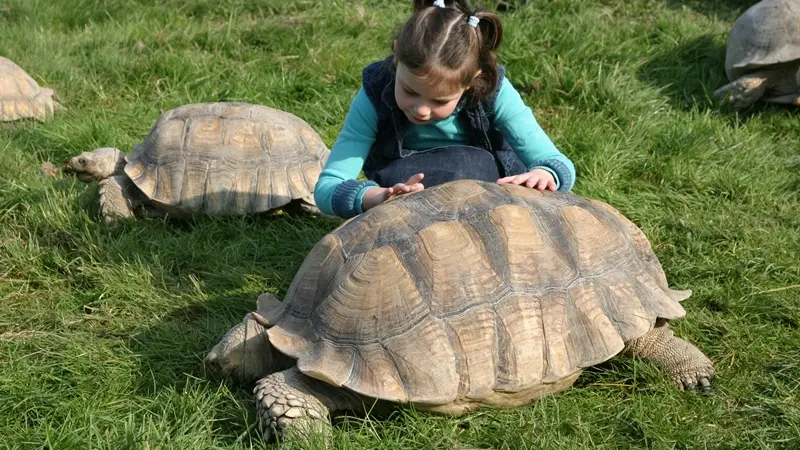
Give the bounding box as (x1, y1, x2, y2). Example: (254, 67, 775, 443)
(395, 0, 503, 103)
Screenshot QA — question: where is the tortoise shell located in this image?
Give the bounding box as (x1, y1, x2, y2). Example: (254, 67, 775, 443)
(260, 180, 689, 411)
(0, 57, 58, 122)
(125, 102, 330, 214)
(724, 0, 800, 80)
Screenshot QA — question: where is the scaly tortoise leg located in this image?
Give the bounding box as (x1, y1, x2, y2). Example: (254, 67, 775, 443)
(254, 367, 364, 444)
(296, 196, 321, 215)
(285, 196, 340, 219)
(282, 195, 322, 216)
(713, 72, 771, 109)
(623, 319, 715, 391)
(98, 175, 137, 225)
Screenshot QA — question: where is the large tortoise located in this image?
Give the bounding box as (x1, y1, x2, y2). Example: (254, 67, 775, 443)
(64, 102, 330, 223)
(713, 0, 800, 108)
(0, 56, 60, 121)
(205, 179, 715, 442)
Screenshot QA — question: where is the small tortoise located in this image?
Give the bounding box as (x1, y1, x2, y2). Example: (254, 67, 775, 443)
(0, 56, 60, 121)
(65, 102, 330, 223)
(713, 0, 800, 108)
(206, 180, 715, 443)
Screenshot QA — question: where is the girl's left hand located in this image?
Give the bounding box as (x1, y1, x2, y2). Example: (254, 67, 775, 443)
(497, 168, 557, 191)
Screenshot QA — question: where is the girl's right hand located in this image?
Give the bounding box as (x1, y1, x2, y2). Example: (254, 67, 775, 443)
(362, 173, 425, 211)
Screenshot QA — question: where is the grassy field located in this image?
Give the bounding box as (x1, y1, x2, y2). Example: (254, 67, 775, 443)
(1, 0, 799, 448)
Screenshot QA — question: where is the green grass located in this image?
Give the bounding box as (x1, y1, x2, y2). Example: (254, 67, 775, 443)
(1, 0, 799, 448)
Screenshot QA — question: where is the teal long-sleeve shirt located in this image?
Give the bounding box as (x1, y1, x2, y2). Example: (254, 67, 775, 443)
(315, 77, 575, 217)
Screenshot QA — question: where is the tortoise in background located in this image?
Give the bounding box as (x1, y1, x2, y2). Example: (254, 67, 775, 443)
(0, 56, 60, 121)
(206, 180, 715, 443)
(65, 102, 330, 224)
(713, 0, 800, 108)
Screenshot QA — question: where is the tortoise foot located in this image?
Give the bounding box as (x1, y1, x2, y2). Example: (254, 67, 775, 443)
(297, 196, 322, 215)
(281, 197, 339, 220)
(98, 175, 136, 225)
(674, 371, 714, 393)
(713, 74, 769, 109)
(624, 321, 715, 393)
(285, 196, 336, 218)
(663, 340, 715, 393)
(254, 368, 332, 444)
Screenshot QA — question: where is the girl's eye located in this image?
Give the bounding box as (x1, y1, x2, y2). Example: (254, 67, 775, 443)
(404, 88, 417, 96)
(434, 99, 450, 106)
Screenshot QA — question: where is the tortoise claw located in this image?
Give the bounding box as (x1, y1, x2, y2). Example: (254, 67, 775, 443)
(675, 374, 714, 393)
(698, 377, 714, 393)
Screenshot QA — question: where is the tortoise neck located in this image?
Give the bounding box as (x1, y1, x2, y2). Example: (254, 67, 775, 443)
(112, 149, 127, 176)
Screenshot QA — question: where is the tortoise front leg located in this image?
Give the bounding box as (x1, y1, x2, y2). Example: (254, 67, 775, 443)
(254, 367, 365, 444)
(284, 195, 334, 218)
(292, 196, 322, 215)
(623, 319, 715, 391)
(713, 71, 771, 109)
(98, 175, 139, 225)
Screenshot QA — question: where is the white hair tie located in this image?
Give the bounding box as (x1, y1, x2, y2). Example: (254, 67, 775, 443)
(433, 0, 446, 7)
(468, 15, 480, 28)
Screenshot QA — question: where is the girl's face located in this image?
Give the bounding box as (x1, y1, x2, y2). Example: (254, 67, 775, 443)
(394, 62, 465, 125)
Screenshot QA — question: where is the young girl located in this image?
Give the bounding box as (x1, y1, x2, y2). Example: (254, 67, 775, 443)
(314, 0, 575, 219)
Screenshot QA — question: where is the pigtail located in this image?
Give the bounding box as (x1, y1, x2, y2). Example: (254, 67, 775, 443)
(467, 10, 503, 101)
(475, 10, 502, 51)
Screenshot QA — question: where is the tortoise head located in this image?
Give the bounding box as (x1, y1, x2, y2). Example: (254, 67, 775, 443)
(64, 147, 126, 182)
(205, 311, 279, 386)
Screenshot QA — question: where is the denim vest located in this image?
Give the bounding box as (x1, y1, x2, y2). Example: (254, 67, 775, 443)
(360, 56, 526, 186)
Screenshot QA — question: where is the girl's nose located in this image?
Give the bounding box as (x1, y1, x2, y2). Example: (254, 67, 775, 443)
(414, 103, 430, 117)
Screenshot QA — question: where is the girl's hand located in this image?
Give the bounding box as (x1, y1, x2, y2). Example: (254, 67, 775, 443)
(362, 173, 425, 211)
(497, 168, 556, 191)
(387, 173, 425, 199)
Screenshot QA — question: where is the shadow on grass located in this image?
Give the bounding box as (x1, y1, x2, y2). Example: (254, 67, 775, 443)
(637, 34, 728, 112)
(125, 285, 297, 445)
(128, 286, 400, 446)
(42, 181, 339, 393)
(116, 210, 335, 378)
(127, 293, 249, 393)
